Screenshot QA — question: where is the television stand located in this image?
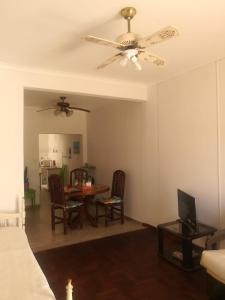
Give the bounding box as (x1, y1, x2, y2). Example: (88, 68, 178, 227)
(157, 220, 216, 271)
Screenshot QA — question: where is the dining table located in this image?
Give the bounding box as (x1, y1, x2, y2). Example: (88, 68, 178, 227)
(64, 184, 110, 227)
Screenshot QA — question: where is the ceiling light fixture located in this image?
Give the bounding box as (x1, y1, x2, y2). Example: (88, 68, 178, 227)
(54, 109, 74, 117)
(120, 56, 129, 67)
(119, 49, 142, 70)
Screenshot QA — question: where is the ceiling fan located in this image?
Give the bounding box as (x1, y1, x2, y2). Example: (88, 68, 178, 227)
(36, 96, 90, 117)
(85, 7, 179, 71)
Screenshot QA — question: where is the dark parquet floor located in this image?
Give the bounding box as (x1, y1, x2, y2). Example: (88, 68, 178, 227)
(35, 227, 209, 300)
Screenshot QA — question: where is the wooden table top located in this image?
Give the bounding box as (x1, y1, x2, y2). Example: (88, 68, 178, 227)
(64, 184, 110, 197)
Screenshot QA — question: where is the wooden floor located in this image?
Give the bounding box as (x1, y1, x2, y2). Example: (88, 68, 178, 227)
(35, 227, 209, 300)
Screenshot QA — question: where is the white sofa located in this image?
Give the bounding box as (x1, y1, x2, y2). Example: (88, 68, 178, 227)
(201, 249, 225, 284)
(0, 226, 55, 299)
(0, 199, 73, 300)
(201, 229, 225, 285)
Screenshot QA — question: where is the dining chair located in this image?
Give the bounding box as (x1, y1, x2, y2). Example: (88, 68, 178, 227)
(70, 168, 88, 186)
(48, 174, 84, 234)
(96, 170, 126, 227)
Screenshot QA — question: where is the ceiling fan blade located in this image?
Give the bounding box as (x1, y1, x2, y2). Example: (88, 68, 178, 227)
(97, 53, 122, 69)
(85, 35, 125, 50)
(36, 107, 55, 112)
(139, 50, 166, 66)
(138, 26, 179, 48)
(69, 107, 90, 113)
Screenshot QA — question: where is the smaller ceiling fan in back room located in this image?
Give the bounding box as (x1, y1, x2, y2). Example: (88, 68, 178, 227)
(36, 96, 90, 117)
(84, 7, 179, 71)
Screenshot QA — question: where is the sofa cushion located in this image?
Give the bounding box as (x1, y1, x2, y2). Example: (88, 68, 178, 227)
(201, 249, 225, 284)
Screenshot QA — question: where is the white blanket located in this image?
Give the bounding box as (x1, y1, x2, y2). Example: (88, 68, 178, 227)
(0, 227, 55, 300)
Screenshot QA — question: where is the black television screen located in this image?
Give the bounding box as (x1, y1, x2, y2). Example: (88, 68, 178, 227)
(177, 189, 196, 229)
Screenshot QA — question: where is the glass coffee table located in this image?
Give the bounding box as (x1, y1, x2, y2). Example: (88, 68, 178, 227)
(157, 220, 216, 271)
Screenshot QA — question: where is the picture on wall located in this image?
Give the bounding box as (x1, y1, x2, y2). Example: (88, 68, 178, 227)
(73, 141, 80, 154)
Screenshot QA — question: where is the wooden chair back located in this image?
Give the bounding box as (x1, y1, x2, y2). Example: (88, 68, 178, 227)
(49, 174, 65, 205)
(111, 170, 126, 199)
(70, 168, 88, 185)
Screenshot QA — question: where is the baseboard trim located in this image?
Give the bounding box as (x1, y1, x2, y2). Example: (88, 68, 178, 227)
(142, 223, 157, 230)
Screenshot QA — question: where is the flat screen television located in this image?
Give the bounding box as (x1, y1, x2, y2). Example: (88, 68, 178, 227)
(177, 189, 197, 231)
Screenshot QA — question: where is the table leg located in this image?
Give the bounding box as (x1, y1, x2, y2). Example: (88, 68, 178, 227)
(182, 238, 193, 269)
(84, 198, 97, 227)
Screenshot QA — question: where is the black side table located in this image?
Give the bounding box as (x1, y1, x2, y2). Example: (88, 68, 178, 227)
(157, 220, 216, 271)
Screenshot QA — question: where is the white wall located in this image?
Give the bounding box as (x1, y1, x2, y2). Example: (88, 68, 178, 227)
(24, 107, 87, 203)
(88, 59, 225, 228)
(0, 79, 23, 211)
(39, 134, 49, 157)
(87, 95, 159, 225)
(157, 63, 219, 227)
(218, 59, 225, 228)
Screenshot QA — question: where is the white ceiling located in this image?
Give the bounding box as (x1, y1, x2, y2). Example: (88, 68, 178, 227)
(24, 89, 121, 110)
(2, 0, 225, 84)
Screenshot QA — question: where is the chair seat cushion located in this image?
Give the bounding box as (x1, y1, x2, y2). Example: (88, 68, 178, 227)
(98, 196, 122, 205)
(66, 200, 83, 208)
(201, 249, 225, 284)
